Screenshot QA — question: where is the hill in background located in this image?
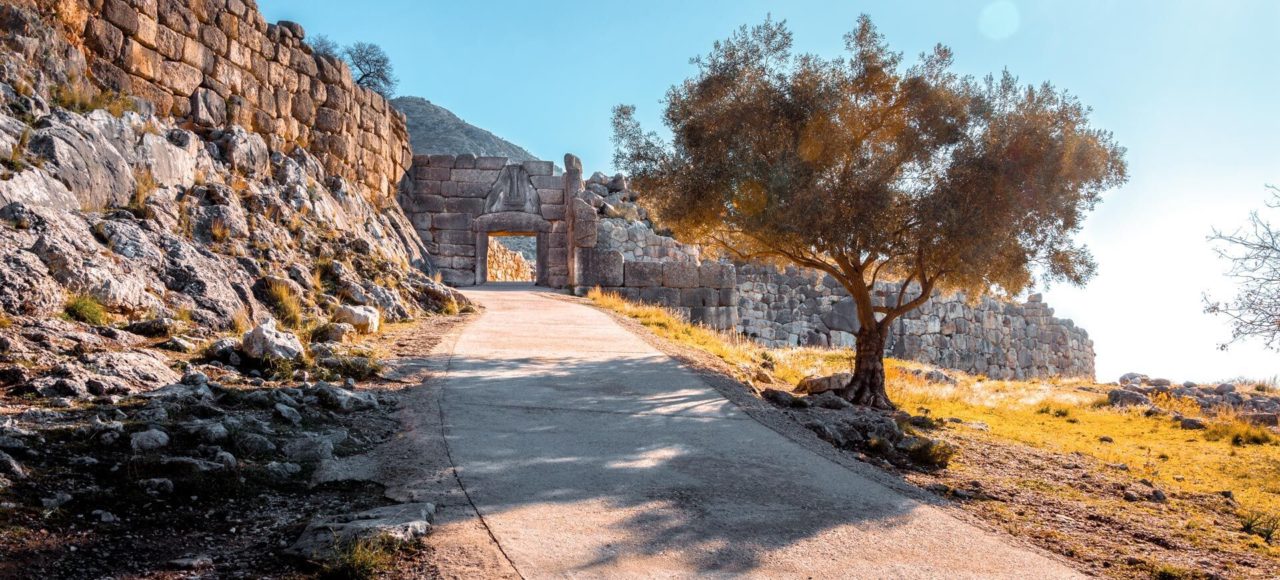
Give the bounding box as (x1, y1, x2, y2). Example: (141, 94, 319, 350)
(392, 96, 543, 163)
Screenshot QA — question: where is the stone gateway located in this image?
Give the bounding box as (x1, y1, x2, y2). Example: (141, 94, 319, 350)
(396, 152, 1096, 381)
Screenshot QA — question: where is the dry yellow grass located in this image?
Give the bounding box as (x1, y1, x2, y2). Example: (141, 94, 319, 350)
(588, 288, 1280, 523)
(264, 278, 303, 329)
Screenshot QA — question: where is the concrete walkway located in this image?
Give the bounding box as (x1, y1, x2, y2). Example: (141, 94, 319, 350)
(438, 286, 1081, 578)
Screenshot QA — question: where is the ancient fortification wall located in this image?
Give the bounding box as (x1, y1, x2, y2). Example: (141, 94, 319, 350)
(56, 0, 409, 196)
(735, 264, 1096, 380)
(396, 150, 1095, 380)
(398, 154, 569, 287)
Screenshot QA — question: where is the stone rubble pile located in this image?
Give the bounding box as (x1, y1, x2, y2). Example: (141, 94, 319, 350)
(1108, 373, 1280, 426)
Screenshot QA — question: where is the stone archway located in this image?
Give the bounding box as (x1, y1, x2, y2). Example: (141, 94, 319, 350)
(472, 211, 552, 286)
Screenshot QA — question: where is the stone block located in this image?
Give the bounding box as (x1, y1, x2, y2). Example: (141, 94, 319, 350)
(475, 156, 508, 170)
(437, 244, 475, 258)
(537, 188, 564, 205)
(409, 212, 432, 231)
(698, 262, 736, 288)
(547, 233, 568, 249)
(639, 287, 680, 308)
(415, 166, 451, 181)
(454, 153, 476, 169)
(531, 175, 565, 189)
(435, 230, 475, 245)
(403, 194, 444, 213)
(123, 39, 162, 80)
(548, 247, 568, 267)
(86, 18, 125, 60)
(103, 0, 139, 35)
(541, 204, 566, 221)
(437, 268, 475, 287)
(445, 197, 485, 214)
(431, 213, 472, 231)
(663, 262, 699, 289)
(624, 262, 663, 288)
(681, 288, 718, 308)
(579, 249, 623, 288)
(455, 182, 490, 198)
(451, 169, 500, 184)
(523, 160, 554, 176)
(428, 154, 456, 167)
(159, 60, 202, 94)
(413, 180, 441, 195)
(719, 288, 739, 307)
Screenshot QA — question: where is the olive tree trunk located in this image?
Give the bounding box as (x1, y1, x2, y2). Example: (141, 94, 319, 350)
(842, 325, 893, 409)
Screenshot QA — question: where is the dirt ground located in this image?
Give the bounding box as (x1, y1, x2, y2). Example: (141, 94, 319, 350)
(0, 314, 472, 580)
(579, 294, 1280, 580)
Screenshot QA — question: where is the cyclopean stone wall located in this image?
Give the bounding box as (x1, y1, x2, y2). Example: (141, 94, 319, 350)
(397, 154, 569, 287)
(49, 0, 410, 197)
(735, 263, 1096, 380)
(396, 150, 1096, 380)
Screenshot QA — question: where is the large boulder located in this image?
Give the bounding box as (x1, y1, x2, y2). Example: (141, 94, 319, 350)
(285, 503, 435, 561)
(26, 109, 134, 210)
(332, 305, 380, 334)
(241, 319, 305, 361)
(216, 126, 269, 179)
(1108, 388, 1151, 408)
(795, 373, 852, 395)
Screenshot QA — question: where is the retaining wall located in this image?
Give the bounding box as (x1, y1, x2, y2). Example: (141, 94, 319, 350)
(64, 0, 410, 196)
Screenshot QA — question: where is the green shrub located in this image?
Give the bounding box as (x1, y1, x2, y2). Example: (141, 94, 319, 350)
(63, 294, 108, 326)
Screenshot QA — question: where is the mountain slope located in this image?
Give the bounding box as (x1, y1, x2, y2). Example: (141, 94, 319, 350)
(392, 96, 540, 162)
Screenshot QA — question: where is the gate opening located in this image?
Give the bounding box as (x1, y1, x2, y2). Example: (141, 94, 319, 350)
(485, 234, 537, 283)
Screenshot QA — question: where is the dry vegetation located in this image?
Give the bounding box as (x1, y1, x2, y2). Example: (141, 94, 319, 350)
(588, 288, 1280, 577)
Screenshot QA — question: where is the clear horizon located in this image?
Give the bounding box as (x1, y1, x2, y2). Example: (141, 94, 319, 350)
(260, 0, 1280, 382)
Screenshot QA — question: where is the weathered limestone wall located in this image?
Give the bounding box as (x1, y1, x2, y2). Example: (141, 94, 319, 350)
(397, 154, 569, 287)
(62, 0, 410, 196)
(736, 264, 1096, 380)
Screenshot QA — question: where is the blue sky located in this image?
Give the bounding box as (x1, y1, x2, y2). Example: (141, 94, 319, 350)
(261, 0, 1280, 381)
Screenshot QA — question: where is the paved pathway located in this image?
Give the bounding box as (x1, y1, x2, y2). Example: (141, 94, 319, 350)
(437, 285, 1081, 578)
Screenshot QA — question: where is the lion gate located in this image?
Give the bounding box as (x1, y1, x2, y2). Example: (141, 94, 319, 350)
(397, 154, 572, 288)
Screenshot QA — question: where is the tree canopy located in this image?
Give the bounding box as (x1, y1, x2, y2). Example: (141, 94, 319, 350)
(612, 16, 1127, 407)
(1207, 185, 1280, 350)
(342, 41, 398, 98)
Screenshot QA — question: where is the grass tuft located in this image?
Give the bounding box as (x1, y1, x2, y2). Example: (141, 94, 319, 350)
(63, 294, 109, 326)
(264, 279, 304, 329)
(128, 167, 157, 216)
(1205, 417, 1275, 446)
(319, 534, 405, 580)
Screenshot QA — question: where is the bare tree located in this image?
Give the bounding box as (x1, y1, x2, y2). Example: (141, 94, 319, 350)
(343, 41, 398, 98)
(311, 34, 339, 60)
(1207, 185, 1280, 350)
(612, 16, 1127, 408)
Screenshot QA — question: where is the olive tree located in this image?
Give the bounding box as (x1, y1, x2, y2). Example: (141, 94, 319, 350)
(1206, 185, 1280, 350)
(612, 16, 1126, 408)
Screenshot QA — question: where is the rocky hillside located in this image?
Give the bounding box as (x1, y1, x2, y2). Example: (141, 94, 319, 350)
(0, 6, 471, 573)
(391, 96, 540, 162)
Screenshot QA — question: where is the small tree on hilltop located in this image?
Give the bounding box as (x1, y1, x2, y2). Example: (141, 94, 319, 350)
(311, 35, 339, 60)
(1206, 185, 1280, 350)
(612, 16, 1127, 408)
(343, 41, 398, 98)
